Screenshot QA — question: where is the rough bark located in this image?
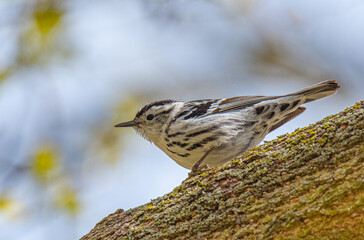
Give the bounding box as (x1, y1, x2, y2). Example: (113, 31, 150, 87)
(82, 101, 364, 240)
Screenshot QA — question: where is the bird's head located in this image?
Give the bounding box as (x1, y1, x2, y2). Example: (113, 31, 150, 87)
(115, 100, 177, 143)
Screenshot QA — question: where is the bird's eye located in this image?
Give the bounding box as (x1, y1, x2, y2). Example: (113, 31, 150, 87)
(146, 114, 155, 121)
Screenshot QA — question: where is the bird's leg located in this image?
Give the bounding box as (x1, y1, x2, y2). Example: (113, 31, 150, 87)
(189, 150, 211, 177)
(192, 151, 210, 170)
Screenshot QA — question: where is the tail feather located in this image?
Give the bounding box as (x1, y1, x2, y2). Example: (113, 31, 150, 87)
(267, 80, 339, 133)
(269, 107, 306, 133)
(288, 80, 340, 104)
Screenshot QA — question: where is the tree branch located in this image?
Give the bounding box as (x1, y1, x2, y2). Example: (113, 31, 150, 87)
(82, 101, 364, 240)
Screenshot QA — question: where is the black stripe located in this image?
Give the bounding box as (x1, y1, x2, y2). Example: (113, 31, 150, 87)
(167, 132, 183, 138)
(186, 143, 202, 151)
(166, 149, 190, 158)
(280, 103, 289, 111)
(159, 108, 173, 115)
(176, 110, 190, 119)
(186, 136, 218, 151)
(255, 106, 265, 115)
(136, 100, 176, 118)
(184, 101, 215, 119)
(244, 121, 257, 127)
(215, 131, 228, 137)
(185, 126, 218, 138)
(167, 110, 190, 129)
(291, 100, 300, 109)
(229, 119, 257, 127)
(200, 136, 218, 144)
(167, 141, 188, 148)
(180, 153, 190, 157)
(267, 112, 275, 119)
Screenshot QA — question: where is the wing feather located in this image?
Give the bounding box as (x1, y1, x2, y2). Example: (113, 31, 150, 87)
(179, 96, 284, 118)
(211, 95, 280, 114)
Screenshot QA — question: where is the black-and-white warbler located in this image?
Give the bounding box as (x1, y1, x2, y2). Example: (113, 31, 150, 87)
(115, 80, 340, 171)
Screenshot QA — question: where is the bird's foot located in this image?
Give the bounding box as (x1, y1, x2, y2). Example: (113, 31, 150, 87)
(188, 164, 210, 178)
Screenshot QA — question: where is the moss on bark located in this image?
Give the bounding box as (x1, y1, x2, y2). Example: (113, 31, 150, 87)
(81, 101, 364, 240)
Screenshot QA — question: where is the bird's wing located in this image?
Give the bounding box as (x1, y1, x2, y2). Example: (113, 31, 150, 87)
(177, 96, 282, 119)
(210, 95, 280, 114)
(176, 99, 218, 119)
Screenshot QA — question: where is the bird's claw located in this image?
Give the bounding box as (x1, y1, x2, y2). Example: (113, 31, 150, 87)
(189, 164, 210, 177)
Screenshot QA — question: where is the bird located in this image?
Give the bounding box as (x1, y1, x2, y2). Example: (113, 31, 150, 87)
(115, 80, 340, 172)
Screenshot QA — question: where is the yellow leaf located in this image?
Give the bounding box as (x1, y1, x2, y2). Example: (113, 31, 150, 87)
(0, 197, 12, 211)
(0, 68, 12, 83)
(54, 187, 80, 215)
(34, 7, 63, 36)
(31, 146, 58, 182)
(0, 196, 25, 220)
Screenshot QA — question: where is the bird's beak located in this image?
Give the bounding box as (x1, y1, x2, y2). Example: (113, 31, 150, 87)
(114, 120, 138, 128)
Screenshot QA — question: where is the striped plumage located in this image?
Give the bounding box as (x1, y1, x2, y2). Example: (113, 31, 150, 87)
(115, 80, 340, 170)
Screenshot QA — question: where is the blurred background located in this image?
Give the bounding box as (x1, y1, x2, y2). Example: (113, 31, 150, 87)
(0, 0, 363, 239)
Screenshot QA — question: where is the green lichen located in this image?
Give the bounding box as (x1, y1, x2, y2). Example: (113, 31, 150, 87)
(196, 180, 210, 190)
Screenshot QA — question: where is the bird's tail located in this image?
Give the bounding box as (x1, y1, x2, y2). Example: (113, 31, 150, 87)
(288, 80, 340, 103)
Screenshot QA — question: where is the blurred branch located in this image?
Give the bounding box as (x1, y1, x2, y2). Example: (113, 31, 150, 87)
(217, 0, 334, 82)
(250, 36, 333, 81)
(81, 101, 364, 239)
